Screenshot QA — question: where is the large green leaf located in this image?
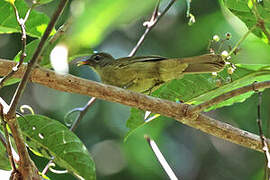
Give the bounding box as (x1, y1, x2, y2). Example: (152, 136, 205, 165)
(126, 63, 270, 137)
(18, 115, 95, 180)
(223, 0, 270, 43)
(0, 0, 53, 38)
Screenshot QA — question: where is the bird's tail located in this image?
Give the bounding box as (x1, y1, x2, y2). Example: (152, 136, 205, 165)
(181, 54, 225, 74)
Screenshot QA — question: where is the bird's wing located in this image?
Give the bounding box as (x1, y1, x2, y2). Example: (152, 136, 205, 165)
(115, 55, 167, 67)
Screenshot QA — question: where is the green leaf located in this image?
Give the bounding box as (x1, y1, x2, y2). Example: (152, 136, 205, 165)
(14, 39, 40, 63)
(13, 39, 53, 67)
(18, 115, 96, 180)
(124, 109, 145, 141)
(154, 64, 270, 110)
(223, 0, 270, 43)
(126, 64, 270, 137)
(2, 78, 20, 87)
(70, 0, 156, 48)
(0, 131, 11, 170)
(0, 0, 53, 38)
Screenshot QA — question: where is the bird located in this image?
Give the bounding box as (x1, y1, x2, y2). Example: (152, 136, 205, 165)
(77, 52, 225, 93)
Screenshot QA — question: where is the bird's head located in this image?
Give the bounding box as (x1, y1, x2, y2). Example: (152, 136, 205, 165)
(77, 52, 115, 69)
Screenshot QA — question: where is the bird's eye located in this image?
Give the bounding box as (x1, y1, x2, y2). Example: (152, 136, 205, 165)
(93, 54, 102, 61)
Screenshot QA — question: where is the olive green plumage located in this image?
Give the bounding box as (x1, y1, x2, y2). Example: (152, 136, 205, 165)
(78, 52, 225, 93)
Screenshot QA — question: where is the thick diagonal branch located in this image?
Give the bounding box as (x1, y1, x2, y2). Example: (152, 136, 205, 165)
(0, 58, 269, 152)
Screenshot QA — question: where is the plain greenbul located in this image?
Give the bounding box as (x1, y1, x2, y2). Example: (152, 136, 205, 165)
(77, 52, 225, 93)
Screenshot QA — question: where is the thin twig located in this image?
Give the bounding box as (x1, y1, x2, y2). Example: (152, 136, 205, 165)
(8, 0, 68, 115)
(257, 19, 270, 44)
(69, 97, 97, 131)
(1, 59, 270, 152)
(0, 5, 35, 88)
(42, 97, 96, 175)
(42, 159, 54, 175)
(1, 121, 17, 171)
(227, 25, 256, 57)
(0, 104, 17, 171)
(0, 131, 7, 148)
(250, 0, 270, 43)
(49, 17, 73, 45)
(37, 17, 73, 64)
(188, 81, 270, 114)
(129, 0, 176, 57)
(256, 92, 270, 179)
(145, 135, 179, 180)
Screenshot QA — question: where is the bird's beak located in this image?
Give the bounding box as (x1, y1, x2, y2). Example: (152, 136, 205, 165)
(76, 60, 87, 67)
(75, 57, 90, 67)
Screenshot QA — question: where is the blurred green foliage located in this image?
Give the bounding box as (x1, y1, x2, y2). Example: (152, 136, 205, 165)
(1, 0, 270, 179)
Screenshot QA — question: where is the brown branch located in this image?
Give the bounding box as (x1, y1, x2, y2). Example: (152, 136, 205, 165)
(5, 114, 39, 179)
(129, 0, 176, 57)
(0, 58, 269, 152)
(189, 81, 270, 114)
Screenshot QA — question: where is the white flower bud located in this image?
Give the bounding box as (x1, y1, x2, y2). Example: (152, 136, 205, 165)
(213, 35, 220, 42)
